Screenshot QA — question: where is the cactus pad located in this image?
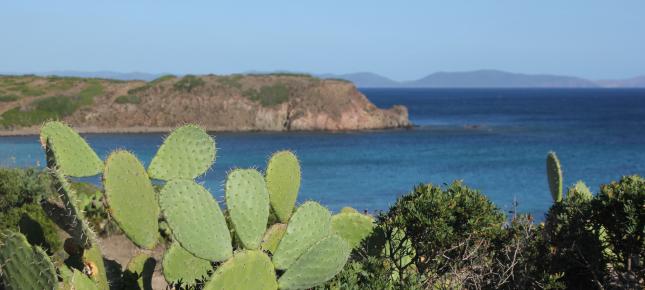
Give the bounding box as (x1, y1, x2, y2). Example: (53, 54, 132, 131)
(225, 169, 270, 250)
(61, 267, 99, 290)
(331, 212, 375, 249)
(272, 201, 332, 270)
(265, 151, 301, 223)
(159, 180, 232, 261)
(162, 243, 212, 286)
(203, 250, 277, 290)
(40, 121, 103, 177)
(49, 166, 96, 249)
(125, 253, 156, 290)
(261, 223, 287, 254)
(546, 151, 563, 202)
(83, 244, 109, 290)
(0, 231, 58, 290)
(148, 125, 216, 180)
(278, 234, 351, 290)
(104, 151, 160, 249)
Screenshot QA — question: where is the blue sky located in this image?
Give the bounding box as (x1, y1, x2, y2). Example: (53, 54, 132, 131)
(1, 0, 644, 80)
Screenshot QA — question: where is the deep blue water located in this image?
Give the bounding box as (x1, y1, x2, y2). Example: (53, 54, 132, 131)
(1, 88, 644, 218)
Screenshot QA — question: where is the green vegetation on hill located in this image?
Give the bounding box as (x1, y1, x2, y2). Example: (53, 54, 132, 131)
(243, 83, 290, 107)
(0, 94, 19, 102)
(115, 94, 141, 104)
(0, 81, 103, 128)
(173, 75, 205, 92)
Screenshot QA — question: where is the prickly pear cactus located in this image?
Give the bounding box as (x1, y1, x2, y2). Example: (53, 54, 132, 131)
(83, 244, 109, 290)
(203, 250, 277, 290)
(278, 235, 351, 290)
(159, 179, 232, 261)
(40, 121, 103, 177)
(148, 125, 216, 180)
(0, 231, 58, 290)
(261, 223, 287, 254)
(60, 266, 99, 290)
(272, 201, 332, 270)
(266, 151, 301, 223)
(546, 151, 563, 202)
(49, 164, 96, 249)
(125, 253, 156, 290)
(331, 212, 375, 248)
(225, 169, 270, 250)
(162, 242, 212, 286)
(104, 150, 160, 249)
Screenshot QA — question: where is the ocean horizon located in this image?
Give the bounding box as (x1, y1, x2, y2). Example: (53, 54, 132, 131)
(1, 88, 644, 219)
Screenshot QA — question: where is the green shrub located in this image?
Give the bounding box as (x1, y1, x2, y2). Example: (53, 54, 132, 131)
(114, 95, 141, 104)
(77, 81, 103, 105)
(218, 75, 243, 89)
(592, 175, 644, 288)
(243, 83, 290, 107)
(0, 203, 62, 254)
(0, 94, 19, 102)
(173, 75, 205, 92)
(0, 168, 53, 211)
(0, 96, 78, 127)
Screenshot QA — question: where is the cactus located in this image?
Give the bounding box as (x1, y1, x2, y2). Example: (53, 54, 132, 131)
(278, 234, 351, 290)
(82, 244, 109, 290)
(162, 242, 212, 286)
(225, 168, 270, 250)
(272, 201, 332, 270)
(331, 212, 375, 249)
(147, 125, 216, 180)
(546, 151, 563, 202)
(60, 266, 99, 290)
(104, 150, 160, 249)
(48, 162, 96, 249)
(124, 253, 156, 290)
(261, 223, 287, 254)
(266, 151, 301, 223)
(40, 121, 103, 177)
(33, 123, 354, 289)
(0, 231, 58, 290)
(159, 179, 232, 261)
(203, 250, 277, 290)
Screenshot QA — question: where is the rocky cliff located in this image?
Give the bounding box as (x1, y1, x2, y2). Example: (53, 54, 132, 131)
(0, 74, 409, 134)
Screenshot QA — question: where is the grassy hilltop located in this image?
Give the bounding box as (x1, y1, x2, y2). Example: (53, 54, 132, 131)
(0, 74, 409, 134)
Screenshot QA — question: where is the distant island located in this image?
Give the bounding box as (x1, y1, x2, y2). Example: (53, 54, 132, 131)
(0, 74, 410, 135)
(321, 70, 645, 88)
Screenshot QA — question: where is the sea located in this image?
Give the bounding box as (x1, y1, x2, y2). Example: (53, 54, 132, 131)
(1, 88, 644, 219)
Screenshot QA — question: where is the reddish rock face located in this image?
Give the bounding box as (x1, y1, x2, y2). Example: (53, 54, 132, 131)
(0, 75, 410, 134)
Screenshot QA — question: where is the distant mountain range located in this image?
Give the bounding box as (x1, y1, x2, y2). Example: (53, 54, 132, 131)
(2, 69, 645, 88)
(320, 70, 645, 88)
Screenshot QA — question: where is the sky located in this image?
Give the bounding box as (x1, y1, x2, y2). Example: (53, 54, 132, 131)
(1, 1, 644, 81)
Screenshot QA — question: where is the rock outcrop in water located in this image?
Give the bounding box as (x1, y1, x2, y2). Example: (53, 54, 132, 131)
(0, 74, 409, 134)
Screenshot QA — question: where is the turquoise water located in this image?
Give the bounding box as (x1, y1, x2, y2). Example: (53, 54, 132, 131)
(1, 88, 644, 218)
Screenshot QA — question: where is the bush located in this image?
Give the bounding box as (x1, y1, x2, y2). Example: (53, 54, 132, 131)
(243, 83, 290, 107)
(0, 203, 62, 254)
(0, 96, 79, 127)
(173, 75, 205, 92)
(0, 168, 53, 211)
(593, 175, 645, 288)
(0, 94, 18, 102)
(114, 94, 141, 104)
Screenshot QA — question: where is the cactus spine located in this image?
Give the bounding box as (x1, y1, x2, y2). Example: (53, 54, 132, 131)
(546, 151, 563, 202)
